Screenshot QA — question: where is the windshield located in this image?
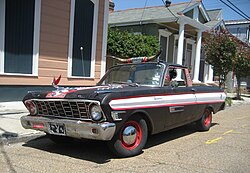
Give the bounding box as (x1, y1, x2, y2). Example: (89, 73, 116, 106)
(98, 63, 165, 86)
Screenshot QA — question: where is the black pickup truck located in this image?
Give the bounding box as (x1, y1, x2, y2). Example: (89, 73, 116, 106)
(21, 59, 226, 157)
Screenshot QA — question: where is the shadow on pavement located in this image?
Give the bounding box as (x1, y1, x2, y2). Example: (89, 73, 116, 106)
(145, 122, 219, 149)
(0, 127, 18, 139)
(22, 123, 220, 163)
(23, 136, 113, 164)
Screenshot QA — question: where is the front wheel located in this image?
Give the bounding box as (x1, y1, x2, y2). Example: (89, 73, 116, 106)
(196, 108, 212, 131)
(108, 116, 148, 157)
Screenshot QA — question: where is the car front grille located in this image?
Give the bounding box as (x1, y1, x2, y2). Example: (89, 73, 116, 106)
(32, 100, 95, 120)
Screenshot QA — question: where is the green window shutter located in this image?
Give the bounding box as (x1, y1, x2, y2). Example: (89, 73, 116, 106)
(72, 0, 94, 77)
(4, 0, 35, 74)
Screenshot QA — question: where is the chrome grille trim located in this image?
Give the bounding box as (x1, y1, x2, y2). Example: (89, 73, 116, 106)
(31, 99, 101, 120)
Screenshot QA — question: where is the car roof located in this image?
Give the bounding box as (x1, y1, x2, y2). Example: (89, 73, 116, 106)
(110, 61, 187, 69)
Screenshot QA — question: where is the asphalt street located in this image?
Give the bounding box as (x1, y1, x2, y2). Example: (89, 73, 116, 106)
(0, 102, 250, 173)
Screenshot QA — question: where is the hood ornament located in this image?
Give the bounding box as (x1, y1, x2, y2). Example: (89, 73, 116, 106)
(52, 75, 61, 89)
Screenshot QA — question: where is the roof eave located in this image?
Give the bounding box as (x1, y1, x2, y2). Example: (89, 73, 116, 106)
(109, 17, 177, 27)
(178, 15, 210, 31)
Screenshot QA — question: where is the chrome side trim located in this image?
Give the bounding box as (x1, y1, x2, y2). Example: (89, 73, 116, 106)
(21, 115, 116, 141)
(111, 111, 125, 121)
(169, 106, 184, 113)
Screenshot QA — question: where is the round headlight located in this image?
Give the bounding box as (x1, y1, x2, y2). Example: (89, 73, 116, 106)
(24, 100, 37, 115)
(90, 104, 103, 121)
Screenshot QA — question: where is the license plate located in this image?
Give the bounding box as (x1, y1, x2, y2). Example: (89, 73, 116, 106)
(48, 123, 65, 135)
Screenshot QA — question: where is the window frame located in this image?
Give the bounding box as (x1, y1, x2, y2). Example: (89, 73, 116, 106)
(185, 38, 196, 79)
(0, 0, 41, 76)
(68, 0, 99, 79)
(158, 29, 171, 62)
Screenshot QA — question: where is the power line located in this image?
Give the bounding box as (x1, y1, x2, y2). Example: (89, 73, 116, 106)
(161, 0, 178, 19)
(225, 0, 250, 19)
(182, 0, 194, 12)
(139, 0, 148, 25)
(204, 0, 249, 10)
(219, 0, 250, 21)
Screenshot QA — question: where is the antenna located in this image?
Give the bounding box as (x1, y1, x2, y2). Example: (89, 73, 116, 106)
(80, 47, 85, 77)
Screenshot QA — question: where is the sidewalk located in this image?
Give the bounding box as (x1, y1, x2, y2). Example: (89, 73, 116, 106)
(0, 101, 44, 144)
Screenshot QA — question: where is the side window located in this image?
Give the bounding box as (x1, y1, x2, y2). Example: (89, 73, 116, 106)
(164, 68, 187, 87)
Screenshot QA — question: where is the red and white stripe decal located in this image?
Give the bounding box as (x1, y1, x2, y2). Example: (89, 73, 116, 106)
(109, 92, 226, 110)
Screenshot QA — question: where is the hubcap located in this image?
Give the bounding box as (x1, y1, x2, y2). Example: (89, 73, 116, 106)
(122, 126, 137, 145)
(204, 111, 211, 127)
(120, 120, 143, 150)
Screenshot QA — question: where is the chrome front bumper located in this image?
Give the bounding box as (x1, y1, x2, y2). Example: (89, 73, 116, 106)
(21, 115, 116, 141)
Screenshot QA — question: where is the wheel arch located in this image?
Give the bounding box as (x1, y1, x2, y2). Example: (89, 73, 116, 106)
(206, 105, 215, 113)
(128, 110, 154, 135)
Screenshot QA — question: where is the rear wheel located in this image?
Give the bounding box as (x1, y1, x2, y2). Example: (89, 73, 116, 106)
(196, 108, 212, 131)
(108, 116, 148, 157)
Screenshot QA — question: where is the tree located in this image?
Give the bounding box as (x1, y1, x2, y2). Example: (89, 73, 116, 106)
(203, 29, 237, 88)
(107, 28, 160, 58)
(231, 37, 250, 99)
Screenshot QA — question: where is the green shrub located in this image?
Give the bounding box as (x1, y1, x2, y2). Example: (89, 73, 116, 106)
(107, 28, 159, 58)
(225, 97, 232, 106)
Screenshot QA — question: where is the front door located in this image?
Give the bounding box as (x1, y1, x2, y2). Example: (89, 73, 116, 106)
(163, 67, 198, 128)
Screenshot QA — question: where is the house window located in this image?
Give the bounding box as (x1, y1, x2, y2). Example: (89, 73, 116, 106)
(158, 29, 171, 62)
(185, 39, 195, 79)
(173, 37, 178, 64)
(0, 0, 40, 75)
(68, 0, 98, 78)
(160, 36, 167, 61)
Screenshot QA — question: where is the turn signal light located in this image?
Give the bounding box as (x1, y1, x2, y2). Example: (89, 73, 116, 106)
(24, 100, 37, 115)
(33, 122, 44, 129)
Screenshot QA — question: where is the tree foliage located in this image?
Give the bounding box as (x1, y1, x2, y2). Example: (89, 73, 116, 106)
(203, 30, 237, 88)
(203, 29, 250, 99)
(107, 28, 160, 58)
(232, 37, 250, 99)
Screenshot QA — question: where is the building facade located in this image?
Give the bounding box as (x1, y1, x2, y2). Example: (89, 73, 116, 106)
(225, 20, 250, 44)
(225, 19, 250, 91)
(0, 0, 109, 101)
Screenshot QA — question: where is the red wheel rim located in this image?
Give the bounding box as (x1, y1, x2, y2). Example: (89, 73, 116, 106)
(204, 110, 211, 127)
(120, 121, 142, 150)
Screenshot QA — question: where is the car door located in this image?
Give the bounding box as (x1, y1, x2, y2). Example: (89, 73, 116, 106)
(163, 67, 198, 128)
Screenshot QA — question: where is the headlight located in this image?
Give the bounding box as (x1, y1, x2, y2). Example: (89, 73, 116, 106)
(24, 100, 37, 115)
(89, 104, 103, 121)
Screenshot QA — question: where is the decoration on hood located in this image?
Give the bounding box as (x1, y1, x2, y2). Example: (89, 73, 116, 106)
(52, 75, 61, 88)
(107, 50, 162, 64)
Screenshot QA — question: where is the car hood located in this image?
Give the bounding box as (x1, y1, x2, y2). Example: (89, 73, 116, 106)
(23, 85, 156, 102)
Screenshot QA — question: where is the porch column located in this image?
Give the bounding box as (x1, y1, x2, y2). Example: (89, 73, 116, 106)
(176, 22, 185, 65)
(176, 22, 185, 79)
(207, 65, 214, 83)
(193, 30, 202, 83)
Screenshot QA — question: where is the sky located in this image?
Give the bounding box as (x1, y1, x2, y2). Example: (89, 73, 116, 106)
(112, 0, 250, 21)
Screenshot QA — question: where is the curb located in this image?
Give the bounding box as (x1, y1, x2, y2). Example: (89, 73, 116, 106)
(0, 132, 45, 145)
